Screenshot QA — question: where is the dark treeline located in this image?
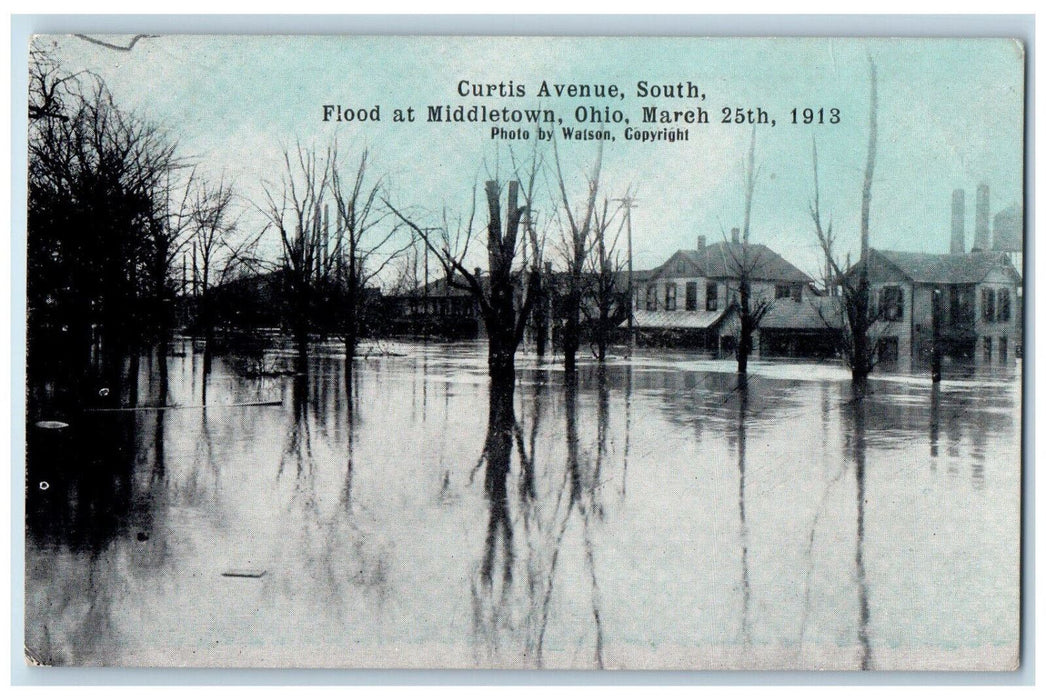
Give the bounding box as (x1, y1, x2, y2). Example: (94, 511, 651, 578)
(27, 49, 404, 413)
(30, 43, 674, 418)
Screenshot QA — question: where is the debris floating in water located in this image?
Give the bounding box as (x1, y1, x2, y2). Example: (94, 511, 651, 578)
(221, 569, 267, 578)
(34, 420, 69, 430)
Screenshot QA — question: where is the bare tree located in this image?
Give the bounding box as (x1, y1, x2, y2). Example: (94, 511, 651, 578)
(28, 46, 83, 122)
(329, 147, 410, 369)
(28, 52, 179, 370)
(188, 173, 259, 355)
(519, 149, 550, 360)
(809, 59, 881, 388)
(387, 168, 537, 388)
(724, 127, 775, 377)
(144, 165, 198, 348)
(258, 141, 332, 361)
(552, 139, 604, 373)
(582, 195, 627, 362)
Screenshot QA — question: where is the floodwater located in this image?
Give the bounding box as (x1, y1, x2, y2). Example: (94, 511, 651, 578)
(25, 339, 1021, 669)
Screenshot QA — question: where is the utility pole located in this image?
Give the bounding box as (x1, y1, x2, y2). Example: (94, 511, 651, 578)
(931, 287, 942, 383)
(614, 194, 638, 350)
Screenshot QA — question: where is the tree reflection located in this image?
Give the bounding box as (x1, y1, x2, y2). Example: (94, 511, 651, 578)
(278, 354, 316, 484)
(480, 377, 516, 588)
(847, 384, 872, 670)
(929, 383, 940, 463)
(470, 375, 518, 664)
(469, 368, 608, 668)
(736, 379, 752, 648)
(529, 372, 605, 668)
(621, 364, 632, 500)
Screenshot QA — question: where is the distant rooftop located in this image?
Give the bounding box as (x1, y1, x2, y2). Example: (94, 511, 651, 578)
(872, 249, 1019, 285)
(661, 241, 812, 284)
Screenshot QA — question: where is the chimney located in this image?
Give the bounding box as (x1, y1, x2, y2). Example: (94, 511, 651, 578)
(698, 235, 706, 251)
(731, 227, 740, 244)
(474, 267, 482, 279)
(972, 183, 990, 252)
(544, 261, 552, 274)
(950, 188, 965, 254)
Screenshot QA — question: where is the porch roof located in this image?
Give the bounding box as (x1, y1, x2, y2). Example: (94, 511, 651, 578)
(627, 308, 728, 330)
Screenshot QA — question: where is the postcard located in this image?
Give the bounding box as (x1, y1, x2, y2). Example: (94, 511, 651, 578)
(23, 34, 1024, 670)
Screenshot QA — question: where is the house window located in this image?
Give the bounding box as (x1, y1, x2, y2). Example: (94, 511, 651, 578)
(982, 288, 996, 322)
(685, 282, 698, 311)
(646, 284, 657, 311)
(775, 284, 791, 299)
(877, 336, 899, 364)
(706, 282, 718, 311)
(793, 285, 803, 302)
(676, 259, 686, 274)
(998, 288, 1011, 322)
(665, 283, 677, 311)
(999, 336, 1008, 363)
(880, 286, 903, 321)
(950, 285, 974, 325)
(983, 335, 993, 363)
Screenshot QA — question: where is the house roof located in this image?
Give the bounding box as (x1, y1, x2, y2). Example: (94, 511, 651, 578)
(871, 249, 1019, 285)
(628, 308, 728, 330)
(760, 296, 843, 330)
(655, 242, 812, 284)
(410, 273, 484, 297)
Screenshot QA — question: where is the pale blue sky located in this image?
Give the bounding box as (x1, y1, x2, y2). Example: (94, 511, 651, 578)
(35, 35, 1025, 281)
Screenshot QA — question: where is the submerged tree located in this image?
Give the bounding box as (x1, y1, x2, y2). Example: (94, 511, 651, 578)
(259, 141, 332, 362)
(28, 48, 179, 377)
(329, 147, 410, 369)
(260, 141, 409, 372)
(552, 139, 604, 373)
(724, 127, 775, 377)
(809, 59, 881, 388)
(188, 172, 261, 366)
(387, 166, 538, 389)
(583, 194, 627, 363)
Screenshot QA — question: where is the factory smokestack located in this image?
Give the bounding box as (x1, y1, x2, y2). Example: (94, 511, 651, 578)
(973, 183, 990, 252)
(950, 189, 965, 255)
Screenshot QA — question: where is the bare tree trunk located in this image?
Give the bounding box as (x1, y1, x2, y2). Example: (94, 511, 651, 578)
(387, 173, 533, 389)
(555, 141, 603, 374)
(808, 59, 879, 387)
(485, 180, 522, 386)
(852, 59, 879, 384)
(531, 267, 547, 360)
(737, 128, 758, 377)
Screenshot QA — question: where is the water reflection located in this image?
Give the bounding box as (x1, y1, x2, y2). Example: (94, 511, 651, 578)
(25, 340, 1021, 668)
(736, 380, 752, 648)
(847, 386, 872, 670)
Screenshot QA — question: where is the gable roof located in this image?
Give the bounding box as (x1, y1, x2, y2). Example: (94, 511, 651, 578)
(653, 242, 812, 284)
(870, 249, 1020, 285)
